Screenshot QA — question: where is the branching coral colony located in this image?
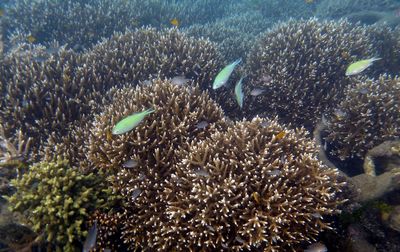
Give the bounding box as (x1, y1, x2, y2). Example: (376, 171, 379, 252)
(2, 16, 353, 252)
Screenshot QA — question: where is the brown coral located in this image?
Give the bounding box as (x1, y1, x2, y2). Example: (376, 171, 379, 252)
(81, 79, 227, 250)
(325, 75, 400, 161)
(245, 18, 373, 129)
(0, 28, 223, 161)
(159, 117, 345, 251)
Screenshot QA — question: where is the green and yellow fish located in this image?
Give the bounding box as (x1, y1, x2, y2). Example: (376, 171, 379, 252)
(112, 108, 155, 135)
(345, 57, 381, 76)
(213, 58, 241, 89)
(234, 77, 244, 109)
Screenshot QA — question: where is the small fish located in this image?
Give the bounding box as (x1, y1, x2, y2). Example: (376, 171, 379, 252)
(27, 35, 36, 43)
(206, 225, 215, 232)
(171, 75, 189, 86)
(250, 88, 265, 96)
(260, 121, 269, 128)
(345, 57, 381, 76)
(194, 168, 210, 177)
(131, 188, 142, 201)
(234, 77, 244, 109)
(359, 88, 368, 94)
(304, 242, 327, 252)
(112, 108, 155, 135)
(235, 236, 245, 244)
(260, 74, 272, 83)
(170, 18, 179, 26)
(334, 109, 346, 119)
(311, 212, 323, 219)
(32, 56, 48, 63)
(305, 0, 314, 3)
(0, 8, 4, 17)
(275, 131, 286, 140)
(82, 222, 97, 252)
(213, 59, 242, 89)
(45, 45, 61, 54)
(252, 192, 260, 204)
(267, 169, 281, 176)
(142, 80, 152, 86)
(122, 159, 138, 168)
(106, 130, 113, 141)
(196, 121, 209, 129)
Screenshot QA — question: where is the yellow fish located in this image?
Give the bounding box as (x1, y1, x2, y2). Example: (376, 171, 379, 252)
(345, 57, 381, 76)
(27, 35, 36, 43)
(0, 8, 4, 17)
(170, 18, 179, 27)
(275, 131, 286, 140)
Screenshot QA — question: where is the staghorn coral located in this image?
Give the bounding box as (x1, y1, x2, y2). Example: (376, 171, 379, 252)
(0, 28, 222, 161)
(85, 79, 226, 250)
(160, 117, 345, 251)
(82, 27, 223, 91)
(184, 11, 273, 61)
(258, 0, 316, 20)
(2, 0, 140, 50)
(0, 45, 95, 158)
(316, 0, 399, 19)
(245, 18, 373, 129)
(325, 75, 400, 161)
(7, 159, 112, 251)
(366, 24, 400, 77)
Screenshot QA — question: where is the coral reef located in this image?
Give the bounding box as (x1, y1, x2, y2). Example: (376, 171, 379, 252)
(82, 28, 222, 91)
(258, 0, 316, 20)
(185, 11, 272, 61)
(366, 25, 400, 77)
(325, 75, 400, 161)
(85, 79, 227, 250)
(159, 117, 345, 250)
(245, 18, 373, 129)
(0, 28, 222, 161)
(2, 0, 140, 50)
(316, 0, 399, 19)
(7, 159, 112, 251)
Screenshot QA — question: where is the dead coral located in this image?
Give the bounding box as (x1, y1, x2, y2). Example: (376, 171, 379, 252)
(325, 75, 400, 161)
(245, 18, 373, 129)
(161, 117, 345, 251)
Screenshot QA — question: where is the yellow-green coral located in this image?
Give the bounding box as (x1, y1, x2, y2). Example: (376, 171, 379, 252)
(7, 159, 112, 251)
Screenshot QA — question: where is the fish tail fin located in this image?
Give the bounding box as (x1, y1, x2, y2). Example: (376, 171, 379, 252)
(144, 108, 156, 114)
(233, 58, 242, 65)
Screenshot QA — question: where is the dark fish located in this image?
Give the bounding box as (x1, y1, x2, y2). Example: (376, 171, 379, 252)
(132, 188, 142, 201)
(122, 159, 138, 168)
(82, 222, 97, 252)
(196, 121, 209, 129)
